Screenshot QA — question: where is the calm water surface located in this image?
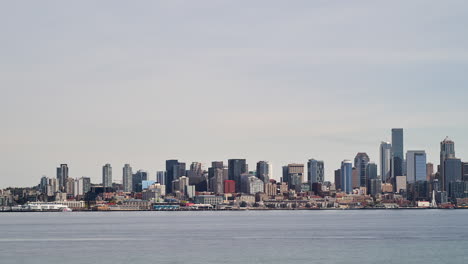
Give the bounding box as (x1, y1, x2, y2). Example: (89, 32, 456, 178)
(0, 210, 467, 264)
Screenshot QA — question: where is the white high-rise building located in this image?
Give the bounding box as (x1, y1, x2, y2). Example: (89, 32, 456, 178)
(123, 164, 133, 192)
(380, 142, 392, 183)
(406, 150, 427, 183)
(102, 164, 112, 188)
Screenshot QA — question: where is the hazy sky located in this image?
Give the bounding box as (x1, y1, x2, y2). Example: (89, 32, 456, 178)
(1, 1, 468, 188)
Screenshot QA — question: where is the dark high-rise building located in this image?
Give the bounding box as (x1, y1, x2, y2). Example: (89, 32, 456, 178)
(281, 166, 289, 183)
(256, 161, 271, 184)
(334, 169, 341, 191)
(341, 160, 353, 194)
(449, 181, 467, 200)
(462, 162, 468, 182)
(228, 159, 248, 192)
(307, 159, 324, 185)
(102, 163, 112, 188)
(156, 171, 166, 185)
(132, 170, 148, 192)
(440, 137, 456, 191)
(391, 128, 404, 178)
(208, 161, 227, 193)
(166, 160, 184, 194)
(366, 162, 378, 193)
(444, 158, 462, 188)
(39, 176, 48, 193)
(354, 153, 370, 187)
(56, 164, 69, 192)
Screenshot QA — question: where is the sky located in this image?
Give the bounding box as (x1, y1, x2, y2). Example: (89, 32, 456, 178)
(1, 1, 468, 188)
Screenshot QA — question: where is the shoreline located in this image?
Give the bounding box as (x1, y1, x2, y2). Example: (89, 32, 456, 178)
(0, 207, 462, 212)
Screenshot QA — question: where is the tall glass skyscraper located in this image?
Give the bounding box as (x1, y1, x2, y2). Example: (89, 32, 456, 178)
(354, 153, 370, 187)
(440, 137, 456, 191)
(340, 160, 353, 194)
(307, 159, 324, 185)
(380, 142, 392, 183)
(56, 164, 69, 193)
(391, 128, 404, 178)
(256, 161, 271, 183)
(228, 159, 248, 192)
(156, 171, 167, 185)
(406, 151, 427, 183)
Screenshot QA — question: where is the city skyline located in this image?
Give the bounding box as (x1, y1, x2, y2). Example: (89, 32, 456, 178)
(2, 1, 468, 188)
(1, 131, 467, 188)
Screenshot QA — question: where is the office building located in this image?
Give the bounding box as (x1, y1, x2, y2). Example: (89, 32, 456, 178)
(165, 160, 186, 194)
(334, 169, 341, 191)
(449, 181, 467, 199)
(445, 158, 462, 187)
(132, 170, 148, 192)
(283, 163, 304, 190)
(244, 176, 264, 195)
(307, 159, 324, 185)
(406, 151, 427, 183)
(426, 163, 434, 181)
(224, 180, 235, 194)
(395, 175, 407, 193)
(188, 162, 203, 178)
(256, 161, 272, 183)
(440, 137, 456, 191)
(340, 160, 353, 193)
(56, 164, 69, 192)
(354, 153, 370, 187)
(463, 162, 468, 182)
(368, 179, 382, 196)
(102, 164, 112, 188)
(392, 128, 404, 178)
(380, 142, 392, 183)
(228, 159, 248, 192)
(156, 171, 166, 185)
(352, 168, 359, 189)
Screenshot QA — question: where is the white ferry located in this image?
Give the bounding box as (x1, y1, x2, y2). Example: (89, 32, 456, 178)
(26, 202, 73, 212)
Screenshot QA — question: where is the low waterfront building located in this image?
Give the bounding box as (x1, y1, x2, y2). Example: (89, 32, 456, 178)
(194, 195, 223, 205)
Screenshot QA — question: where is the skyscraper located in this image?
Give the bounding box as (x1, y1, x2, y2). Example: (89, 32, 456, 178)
(307, 159, 324, 185)
(156, 171, 166, 185)
(123, 164, 133, 192)
(440, 137, 456, 191)
(284, 163, 304, 190)
(462, 162, 468, 182)
(426, 163, 434, 181)
(340, 160, 353, 194)
(102, 163, 112, 188)
(334, 169, 341, 191)
(444, 158, 462, 188)
(366, 163, 379, 195)
(366, 162, 378, 180)
(391, 128, 404, 178)
(354, 153, 370, 187)
(132, 170, 148, 192)
(406, 151, 427, 183)
(165, 160, 185, 194)
(188, 162, 203, 178)
(380, 142, 392, 183)
(228, 159, 248, 192)
(56, 164, 69, 192)
(256, 161, 271, 183)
